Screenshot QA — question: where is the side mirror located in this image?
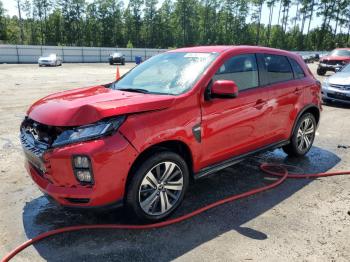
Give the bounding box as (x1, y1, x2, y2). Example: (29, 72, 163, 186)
(211, 80, 239, 98)
(335, 67, 341, 72)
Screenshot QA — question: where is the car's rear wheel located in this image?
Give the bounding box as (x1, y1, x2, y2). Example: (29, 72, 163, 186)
(126, 151, 189, 222)
(283, 113, 316, 157)
(122, 60, 125, 65)
(317, 67, 326, 76)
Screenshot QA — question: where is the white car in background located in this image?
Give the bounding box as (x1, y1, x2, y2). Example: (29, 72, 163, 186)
(322, 63, 350, 104)
(38, 53, 62, 67)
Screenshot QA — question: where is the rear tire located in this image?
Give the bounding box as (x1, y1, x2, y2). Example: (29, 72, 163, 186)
(317, 67, 326, 76)
(283, 113, 316, 157)
(126, 151, 189, 222)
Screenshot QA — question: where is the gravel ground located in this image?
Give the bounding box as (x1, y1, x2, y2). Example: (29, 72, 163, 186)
(0, 62, 349, 262)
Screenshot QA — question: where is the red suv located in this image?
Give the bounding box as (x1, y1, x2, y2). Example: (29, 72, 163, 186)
(21, 46, 321, 221)
(317, 48, 350, 75)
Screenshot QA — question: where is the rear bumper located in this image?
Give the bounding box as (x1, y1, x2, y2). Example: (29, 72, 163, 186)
(23, 132, 138, 207)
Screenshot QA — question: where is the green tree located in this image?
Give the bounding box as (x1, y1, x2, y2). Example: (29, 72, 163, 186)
(0, 0, 8, 42)
(143, 0, 158, 47)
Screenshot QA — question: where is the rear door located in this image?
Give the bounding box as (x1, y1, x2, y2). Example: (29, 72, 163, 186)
(257, 53, 304, 142)
(200, 53, 272, 169)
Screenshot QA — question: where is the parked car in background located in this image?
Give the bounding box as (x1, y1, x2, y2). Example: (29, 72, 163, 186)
(109, 52, 125, 65)
(38, 53, 62, 67)
(317, 48, 350, 75)
(322, 63, 350, 104)
(21, 46, 321, 221)
(301, 54, 313, 63)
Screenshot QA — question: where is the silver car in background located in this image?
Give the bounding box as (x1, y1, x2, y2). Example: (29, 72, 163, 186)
(322, 64, 350, 104)
(38, 53, 62, 67)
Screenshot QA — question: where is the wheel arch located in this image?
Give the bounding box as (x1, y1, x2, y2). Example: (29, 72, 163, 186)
(124, 140, 194, 197)
(291, 104, 320, 138)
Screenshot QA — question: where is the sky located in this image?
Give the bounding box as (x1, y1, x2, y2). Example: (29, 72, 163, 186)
(2, 0, 326, 34)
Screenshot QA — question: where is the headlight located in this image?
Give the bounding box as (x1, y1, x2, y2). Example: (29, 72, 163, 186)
(322, 78, 329, 87)
(52, 116, 125, 147)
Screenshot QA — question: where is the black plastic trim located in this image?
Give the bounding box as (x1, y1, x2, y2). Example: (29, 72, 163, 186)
(195, 140, 289, 180)
(192, 124, 202, 143)
(290, 104, 321, 138)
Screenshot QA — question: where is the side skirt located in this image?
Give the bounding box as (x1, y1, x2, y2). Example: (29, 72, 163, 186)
(194, 140, 290, 180)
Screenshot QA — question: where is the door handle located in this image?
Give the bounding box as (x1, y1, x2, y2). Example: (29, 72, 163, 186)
(294, 87, 302, 94)
(254, 99, 266, 110)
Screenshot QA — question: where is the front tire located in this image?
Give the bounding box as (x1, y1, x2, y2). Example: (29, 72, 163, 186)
(126, 151, 189, 222)
(317, 67, 326, 76)
(283, 113, 316, 157)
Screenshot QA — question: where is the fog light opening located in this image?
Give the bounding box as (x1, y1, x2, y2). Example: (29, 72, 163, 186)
(74, 155, 90, 168)
(72, 155, 94, 184)
(76, 170, 92, 183)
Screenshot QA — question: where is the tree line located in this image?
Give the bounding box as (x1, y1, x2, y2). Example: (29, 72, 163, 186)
(0, 0, 350, 51)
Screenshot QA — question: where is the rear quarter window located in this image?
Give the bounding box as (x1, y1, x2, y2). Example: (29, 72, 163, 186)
(289, 58, 306, 79)
(263, 54, 294, 84)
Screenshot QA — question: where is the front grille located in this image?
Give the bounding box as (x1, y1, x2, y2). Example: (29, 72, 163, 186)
(21, 131, 49, 174)
(330, 84, 350, 91)
(328, 93, 350, 101)
(20, 117, 61, 175)
(20, 132, 47, 157)
(21, 117, 62, 145)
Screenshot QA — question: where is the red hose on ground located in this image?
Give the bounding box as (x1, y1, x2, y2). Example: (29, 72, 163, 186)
(2, 163, 350, 262)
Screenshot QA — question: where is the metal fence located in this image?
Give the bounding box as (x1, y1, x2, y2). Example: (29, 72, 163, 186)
(0, 45, 168, 64)
(0, 45, 328, 64)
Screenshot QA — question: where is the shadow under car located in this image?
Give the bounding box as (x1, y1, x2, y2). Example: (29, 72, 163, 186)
(22, 146, 340, 262)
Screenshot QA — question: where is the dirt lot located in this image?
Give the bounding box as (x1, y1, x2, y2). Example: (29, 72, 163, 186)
(0, 62, 349, 262)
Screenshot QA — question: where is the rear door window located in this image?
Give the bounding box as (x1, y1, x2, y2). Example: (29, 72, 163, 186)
(213, 54, 259, 91)
(263, 54, 293, 84)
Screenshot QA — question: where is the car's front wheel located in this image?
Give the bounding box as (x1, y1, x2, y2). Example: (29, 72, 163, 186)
(317, 67, 326, 76)
(283, 113, 316, 157)
(126, 151, 189, 222)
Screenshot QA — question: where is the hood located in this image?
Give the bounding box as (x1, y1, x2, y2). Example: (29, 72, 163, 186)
(320, 55, 350, 62)
(27, 85, 176, 127)
(328, 72, 350, 85)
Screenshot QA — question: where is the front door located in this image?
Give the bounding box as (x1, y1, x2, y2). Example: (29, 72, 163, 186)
(200, 53, 272, 169)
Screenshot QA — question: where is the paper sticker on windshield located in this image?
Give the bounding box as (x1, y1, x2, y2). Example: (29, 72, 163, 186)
(184, 53, 211, 58)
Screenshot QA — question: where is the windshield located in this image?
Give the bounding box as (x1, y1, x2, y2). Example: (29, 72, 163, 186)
(112, 53, 123, 56)
(112, 52, 218, 95)
(330, 49, 350, 57)
(341, 64, 350, 73)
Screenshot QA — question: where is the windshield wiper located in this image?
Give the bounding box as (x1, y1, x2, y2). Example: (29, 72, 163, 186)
(117, 88, 149, 94)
